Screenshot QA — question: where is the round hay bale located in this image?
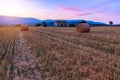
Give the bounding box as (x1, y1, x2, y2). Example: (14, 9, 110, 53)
(76, 21, 91, 33)
(21, 26, 29, 31)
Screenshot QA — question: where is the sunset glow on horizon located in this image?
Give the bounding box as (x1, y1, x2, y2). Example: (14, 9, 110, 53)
(0, 0, 119, 24)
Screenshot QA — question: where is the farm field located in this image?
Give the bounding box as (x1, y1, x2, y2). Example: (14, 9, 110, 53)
(0, 26, 120, 80)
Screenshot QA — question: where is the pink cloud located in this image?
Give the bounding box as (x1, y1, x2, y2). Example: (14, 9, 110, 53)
(58, 5, 109, 17)
(58, 6, 94, 17)
(58, 6, 80, 12)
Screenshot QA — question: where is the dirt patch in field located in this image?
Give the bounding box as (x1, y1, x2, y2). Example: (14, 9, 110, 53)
(11, 32, 41, 80)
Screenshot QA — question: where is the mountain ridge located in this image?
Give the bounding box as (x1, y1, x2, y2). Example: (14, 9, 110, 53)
(0, 15, 107, 26)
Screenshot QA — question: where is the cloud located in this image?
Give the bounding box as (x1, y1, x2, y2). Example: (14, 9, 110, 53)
(58, 6, 80, 12)
(75, 0, 115, 17)
(91, 0, 115, 8)
(77, 12, 95, 16)
(57, 0, 114, 17)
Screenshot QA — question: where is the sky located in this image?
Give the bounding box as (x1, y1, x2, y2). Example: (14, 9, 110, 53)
(0, 0, 120, 24)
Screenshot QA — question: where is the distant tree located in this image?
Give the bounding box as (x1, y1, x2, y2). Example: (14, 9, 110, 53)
(109, 21, 113, 25)
(80, 20, 87, 23)
(69, 24, 75, 27)
(50, 22, 54, 26)
(35, 23, 41, 27)
(42, 22, 47, 27)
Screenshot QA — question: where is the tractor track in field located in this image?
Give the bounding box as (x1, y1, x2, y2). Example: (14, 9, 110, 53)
(31, 29, 120, 56)
(10, 31, 41, 80)
(0, 27, 120, 80)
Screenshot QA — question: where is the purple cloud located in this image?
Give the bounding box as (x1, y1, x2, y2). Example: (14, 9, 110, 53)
(77, 12, 95, 16)
(93, 0, 114, 8)
(58, 6, 80, 12)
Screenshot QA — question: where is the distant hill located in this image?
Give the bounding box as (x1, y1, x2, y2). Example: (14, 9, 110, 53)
(66, 20, 107, 26)
(42, 20, 107, 26)
(0, 15, 41, 26)
(0, 15, 107, 26)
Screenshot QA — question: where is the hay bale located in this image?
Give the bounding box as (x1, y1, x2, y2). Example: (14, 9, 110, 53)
(15, 24, 22, 27)
(21, 26, 29, 31)
(76, 21, 91, 33)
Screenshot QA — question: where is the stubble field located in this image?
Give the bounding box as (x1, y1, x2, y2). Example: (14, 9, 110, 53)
(0, 26, 120, 80)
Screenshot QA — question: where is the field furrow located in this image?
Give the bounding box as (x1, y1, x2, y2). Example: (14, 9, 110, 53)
(0, 27, 120, 80)
(31, 28, 120, 56)
(21, 27, 120, 80)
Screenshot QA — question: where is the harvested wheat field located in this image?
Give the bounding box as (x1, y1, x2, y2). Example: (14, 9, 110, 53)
(0, 26, 120, 80)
